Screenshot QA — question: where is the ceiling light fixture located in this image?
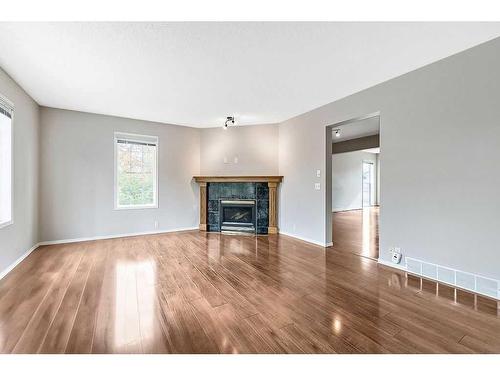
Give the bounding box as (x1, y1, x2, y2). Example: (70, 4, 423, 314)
(223, 116, 235, 130)
(334, 129, 341, 138)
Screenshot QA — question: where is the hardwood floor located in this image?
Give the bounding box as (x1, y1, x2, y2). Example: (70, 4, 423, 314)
(332, 207, 379, 259)
(0, 229, 498, 353)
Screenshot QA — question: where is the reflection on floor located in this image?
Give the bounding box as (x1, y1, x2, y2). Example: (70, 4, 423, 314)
(0, 229, 498, 353)
(332, 207, 379, 259)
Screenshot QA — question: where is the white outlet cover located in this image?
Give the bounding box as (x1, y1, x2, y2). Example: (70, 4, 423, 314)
(234, 157, 238, 164)
(314, 183, 321, 190)
(392, 252, 402, 264)
(316, 169, 321, 177)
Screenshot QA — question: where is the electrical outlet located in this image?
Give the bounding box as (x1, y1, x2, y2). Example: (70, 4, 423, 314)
(390, 247, 402, 264)
(234, 156, 239, 164)
(316, 169, 321, 178)
(392, 252, 402, 264)
(314, 182, 321, 190)
(154, 221, 159, 229)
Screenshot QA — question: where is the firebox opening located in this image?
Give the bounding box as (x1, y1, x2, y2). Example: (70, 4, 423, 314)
(220, 200, 256, 234)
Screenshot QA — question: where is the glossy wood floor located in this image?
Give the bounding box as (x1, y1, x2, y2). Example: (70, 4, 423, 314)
(332, 207, 379, 259)
(0, 229, 499, 353)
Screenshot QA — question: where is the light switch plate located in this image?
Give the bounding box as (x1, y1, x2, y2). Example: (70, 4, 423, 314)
(316, 169, 321, 177)
(314, 183, 321, 190)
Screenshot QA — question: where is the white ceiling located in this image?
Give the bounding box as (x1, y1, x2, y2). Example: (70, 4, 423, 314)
(0, 22, 499, 128)
(332, 116, 379, 143)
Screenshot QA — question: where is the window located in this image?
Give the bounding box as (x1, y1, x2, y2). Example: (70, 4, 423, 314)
(362, 161, 375, 207)
(0, 96, 13, 228)
(114, 132, 158, 209)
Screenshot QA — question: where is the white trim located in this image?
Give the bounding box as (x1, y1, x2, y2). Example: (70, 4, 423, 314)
(114, 204, 158, 211)
(332, 207, 362, 213)
(38, 226, 199, 246)
(279, 231, 329, 247)
(378, 257, 500, 301)
(0, 219, 13, 229)
(405, 256, 500, 300)
(377, 258, 408, 272)
(0, 242, 39, 281)
(114, 131, 159, 210)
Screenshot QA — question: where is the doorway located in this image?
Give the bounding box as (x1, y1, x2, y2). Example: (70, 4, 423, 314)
(326, 113, 380, 260)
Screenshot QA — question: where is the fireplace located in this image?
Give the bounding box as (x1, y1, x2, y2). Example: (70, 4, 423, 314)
(193, 176, 283, 234)
(220, 200, 256, 233)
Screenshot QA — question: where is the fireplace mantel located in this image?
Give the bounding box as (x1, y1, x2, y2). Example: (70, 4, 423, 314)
(193, 176, 283, 183)
(193, 176, 283, 234)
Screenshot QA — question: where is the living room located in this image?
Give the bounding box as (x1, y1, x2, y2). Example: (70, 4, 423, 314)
(0, 2, 499, 372)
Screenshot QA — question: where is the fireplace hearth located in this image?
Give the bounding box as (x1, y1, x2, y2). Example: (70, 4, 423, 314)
(220, 200, 256, 233)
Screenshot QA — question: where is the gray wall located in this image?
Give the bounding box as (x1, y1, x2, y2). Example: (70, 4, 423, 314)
(332, 151, 377, 212)
(0, 68, 39, 273)
(200, 124, 279, 175)
(279, 37, 500, 280)
(39, 108, 200, 242)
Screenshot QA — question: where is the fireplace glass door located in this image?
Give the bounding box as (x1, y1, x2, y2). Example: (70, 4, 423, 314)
(220, 200, 256, 233)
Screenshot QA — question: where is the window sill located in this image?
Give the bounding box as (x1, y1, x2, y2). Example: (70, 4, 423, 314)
(114, 205, 158, 211)
(0, 220, 13, 230)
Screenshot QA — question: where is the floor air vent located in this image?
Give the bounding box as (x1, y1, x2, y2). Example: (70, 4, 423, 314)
(404, 257, 500, 300)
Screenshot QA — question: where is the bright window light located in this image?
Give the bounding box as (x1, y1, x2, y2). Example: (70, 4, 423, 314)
(114, 132, 158, 210)
(0, 97, 13, 228)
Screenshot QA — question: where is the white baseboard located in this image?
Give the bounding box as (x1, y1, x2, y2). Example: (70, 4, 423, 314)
(0, 242, 40, 281)
(377, 258, 408, 272)
(279, 231, 329, 247)
(378, 258, 499, 301)
(332, 207, 362, 213)
(38, 226, 199, 246)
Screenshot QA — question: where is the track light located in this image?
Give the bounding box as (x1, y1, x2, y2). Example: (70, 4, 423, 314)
(334, 129, 341, 138)
(223, 116, 235, 130)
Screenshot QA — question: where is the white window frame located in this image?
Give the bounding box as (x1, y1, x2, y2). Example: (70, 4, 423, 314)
(0, 93, 14, 229)
(114, 132, 159, 210)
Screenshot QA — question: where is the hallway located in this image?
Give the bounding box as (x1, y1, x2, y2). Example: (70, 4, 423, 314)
(332, 207, 379, 259)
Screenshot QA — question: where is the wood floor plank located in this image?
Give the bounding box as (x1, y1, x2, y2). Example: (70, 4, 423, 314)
(65, 241, 109, 353)
(38, 243, 97, 353)
(133, 237, 171, 354)
(12, 246, 85, 353)
(91, 240, 119, 354)
(0, 246, 75, 353)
